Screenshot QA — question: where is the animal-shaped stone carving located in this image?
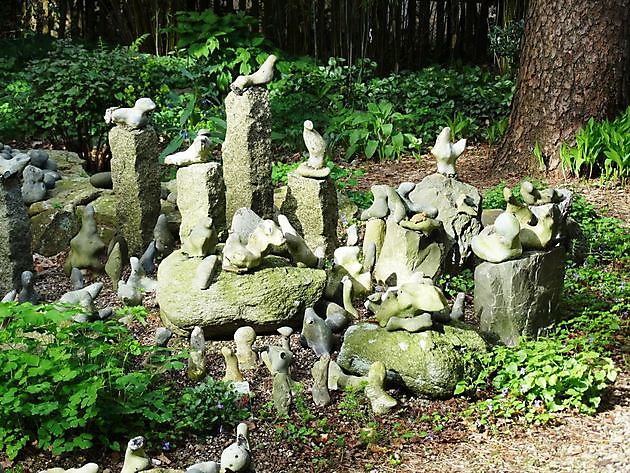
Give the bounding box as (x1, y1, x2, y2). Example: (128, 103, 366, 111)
(219, 422, 252, 473)
(300, 307, 334, 356)
(230, 54, 277, 94)
(121, 436, 150, 473)
(182, 217, 217, 258)
(104, 97, 156, 129)
(296, 120, 330, 178)
(164, 133, 212, 166)
(234, 326, 258, 371)
(277, 214, 318, 268)
(222, 346, 244, 382)
(471, 211, 523, 263)
(222, 219, 285, 273)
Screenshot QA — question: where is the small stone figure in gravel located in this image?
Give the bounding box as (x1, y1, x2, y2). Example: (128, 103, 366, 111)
(192, 255, 220, 290)
(311, 355, 331, 407)
(187, 326, 206, 382)
(39, 462, 99, 473)
(277, 326, 293, 352)
(327, 359, 367, 391)
(234, 326, 258, 371)
(277, 214, 319, 268)
(59, 282, 104, 322)
(17, 270, 38, 304)
(431, 126, 466, 178)
(267, 344, 295, 416)
(139, 241, 157, 275)
(117, 256, 157, 306)
(364, 361, 398, 415)
(300, 307, 334, 356)
(154, 327, 172, 347)
(70, 267, 84, 290)
(105, 242, 123, 291)
(222, 346, 244, 383)
(219, 422, 252, 473)
(21, 164, 47, 204)
(121, 436, 151, 473)
(64, 203, 106, 274)
(187, 461, 219, 473)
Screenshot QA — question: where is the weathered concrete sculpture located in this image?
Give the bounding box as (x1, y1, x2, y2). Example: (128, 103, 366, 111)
(17, 270, 38, 304)
(121, 436, 151, 473)
(188, 461, 219, 473)
(296, 120, 330, 178)
(230, 54, 277, 94)
(234, 326, 258, 370)
(105, 241, 123, 291)
(187, 326, 206, 381)
(277, 326, 293, 352)
(341, 275, 358, 317)
(521, 180, 565, 206)
(192, 255, 220, 290)
(219, 422, 252, 473)
(21, 164, 47, 204)
(222, 219, 285, 272)
(222, 346, 244, 382)
(153, 214, 176, 258)
(396, 182, 438, 217)
(360, 185, 406, 223)
(64, 203, 106, 274)
(431, 126, 466, 177)
(0, 152, 30, 178)
(70, 267, 84, 291)
(105, 98, 156, 129)
(334, 246, 372, 295)
(311, 355, 331, 406)
(327, 359, 367, 391)
(117, 256, 156, 306)
(182, 217, 217, 258)
(300, 307, 334, 356)
(471, 211, 523, 263)
(40, 463, 99, 473)
(164, 133, 211, 166)
(277, 214, 319, 268)
(155, 327, 173, 347)
(385, 313, 433, 332)
(109, 111, 160, 256)
(364, 361, 398, 415)
(59, 282, 104, 322)
(266, 344, 296, 416)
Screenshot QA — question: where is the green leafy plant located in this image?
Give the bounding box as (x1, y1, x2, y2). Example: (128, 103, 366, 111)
(484, 116, 509, 145)
(178, 377, 250, 438)
(339, 101, 420, 160)
(0, 303, 185, 459)
(560, 106, 630, 183)
(489, 20, 525, 75)
(446, 111, 477, 140)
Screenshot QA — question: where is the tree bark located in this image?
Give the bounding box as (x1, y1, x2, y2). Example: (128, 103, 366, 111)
(493, 0, 630, 175)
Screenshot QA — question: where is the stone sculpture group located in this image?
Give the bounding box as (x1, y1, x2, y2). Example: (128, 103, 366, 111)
(1, 53, 579, 473)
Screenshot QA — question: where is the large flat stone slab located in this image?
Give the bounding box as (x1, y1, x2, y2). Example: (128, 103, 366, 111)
(157, 251, 326, 337)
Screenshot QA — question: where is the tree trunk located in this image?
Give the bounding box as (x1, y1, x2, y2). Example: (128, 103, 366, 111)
(493, 0, 630, 175)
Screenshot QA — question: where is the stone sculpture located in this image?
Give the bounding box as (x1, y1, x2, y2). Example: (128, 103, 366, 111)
(518, 204, 561, 250)
(182, 217, 217, 258)
(385, 313, 433, 332)
(117, 256, 156, 306)
(234, 326, 258, 370)
(219, 422, 252, 473)
(334, 246, 372, 295)
(521, 180, 565, 206)
(360, 185, 407, 223)
(311, 355, 331, 406)
(59, 282, 104, 322)
(277, 326, 293, 352)
(17, 270, 38, 304)
(222, 346, 244, 382)
(192, 255, 220, 290)
(319, 301, 353, 333)
(139, 241, 157, 274)
(266, 344, 296, 416)
(187, 326, 206, 381)
(450, 292, 465, 321)
(364, 361, 398, 415)
(300, 307, 334, 356)
(70, 267, 84, 290)
(188, 461, 219, 473)
(121, 436, 151, 473)
(327, 359, 368, 391)
(105, 97, 156, 129)
(346, 224, 359, 246)
(277, 214, 319, 268)
(164, 132, 212, 166)
(154, 214, 176, 258)
(431, 126, 466, 177)
(105, 241, 123, 291)
(296, 120, 330, 178)
(222, 219, 285, 272)
(471, 211, 523, 263)
(21, 164, 47, 204)
(64, 203, 106, 274)
(396, 182, 438, 217)
(40, 463, 99, 473)
(341, 275, 358, 317)
(230, 54, 277, 94)
(155, 327, 173, 347)
(0, 152, 30, 179)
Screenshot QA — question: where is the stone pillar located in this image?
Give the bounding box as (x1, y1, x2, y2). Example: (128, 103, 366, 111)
(176, 162, 226, 240)
(109, 126, 160, 257)
(281, 172, 338, 258)
(0, 176, 32, 294)
(221, 87, 273, 224)
(474, 246, 566, 346)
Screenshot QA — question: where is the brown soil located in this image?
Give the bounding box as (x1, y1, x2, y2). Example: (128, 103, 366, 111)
(3, 146, 629, 473)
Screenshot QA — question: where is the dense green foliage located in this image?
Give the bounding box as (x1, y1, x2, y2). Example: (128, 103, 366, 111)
(0, 303, 250, 460)
(560, 106, 630, 183)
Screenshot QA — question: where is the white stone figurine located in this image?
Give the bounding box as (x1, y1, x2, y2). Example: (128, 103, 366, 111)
(296, 120, 330, 178)
(364, 361, 398, 415)
(471, 211, 523, 263)
(164, 133, 212, 166)
(104, 97, 156, 129)
(187, 461, 219, 473)
(431, 126, 466, 177)
(234, 326, 258, 370)
(121, 436, 151, 473)
(277, 214, 319, 268)
(222, 219, 285, 273)
(219, 422, 252, 473)
(222, 346, 244, 382)
(230, 54, 277, 94)
(40, 464, 99, 473)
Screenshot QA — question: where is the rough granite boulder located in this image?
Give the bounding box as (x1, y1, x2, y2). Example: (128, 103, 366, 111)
(475, 246, 566, 346)
(157, 251, 326, 336)
(408, 173, 481, 270)
(337, 322, 487, 398)
(222, 87, 274, 224)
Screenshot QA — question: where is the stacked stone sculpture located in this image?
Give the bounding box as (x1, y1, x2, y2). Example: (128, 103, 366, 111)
(296, 120, 330, 178)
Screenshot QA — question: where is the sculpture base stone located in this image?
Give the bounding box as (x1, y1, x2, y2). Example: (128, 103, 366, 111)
(0, 176, 32, 294)
(109, 125, 160, 257)
(281, 172, 339, 258)
(157, 250, 327, 337)
(337, 322, 487, 398)
(475, 246, 566, 346)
